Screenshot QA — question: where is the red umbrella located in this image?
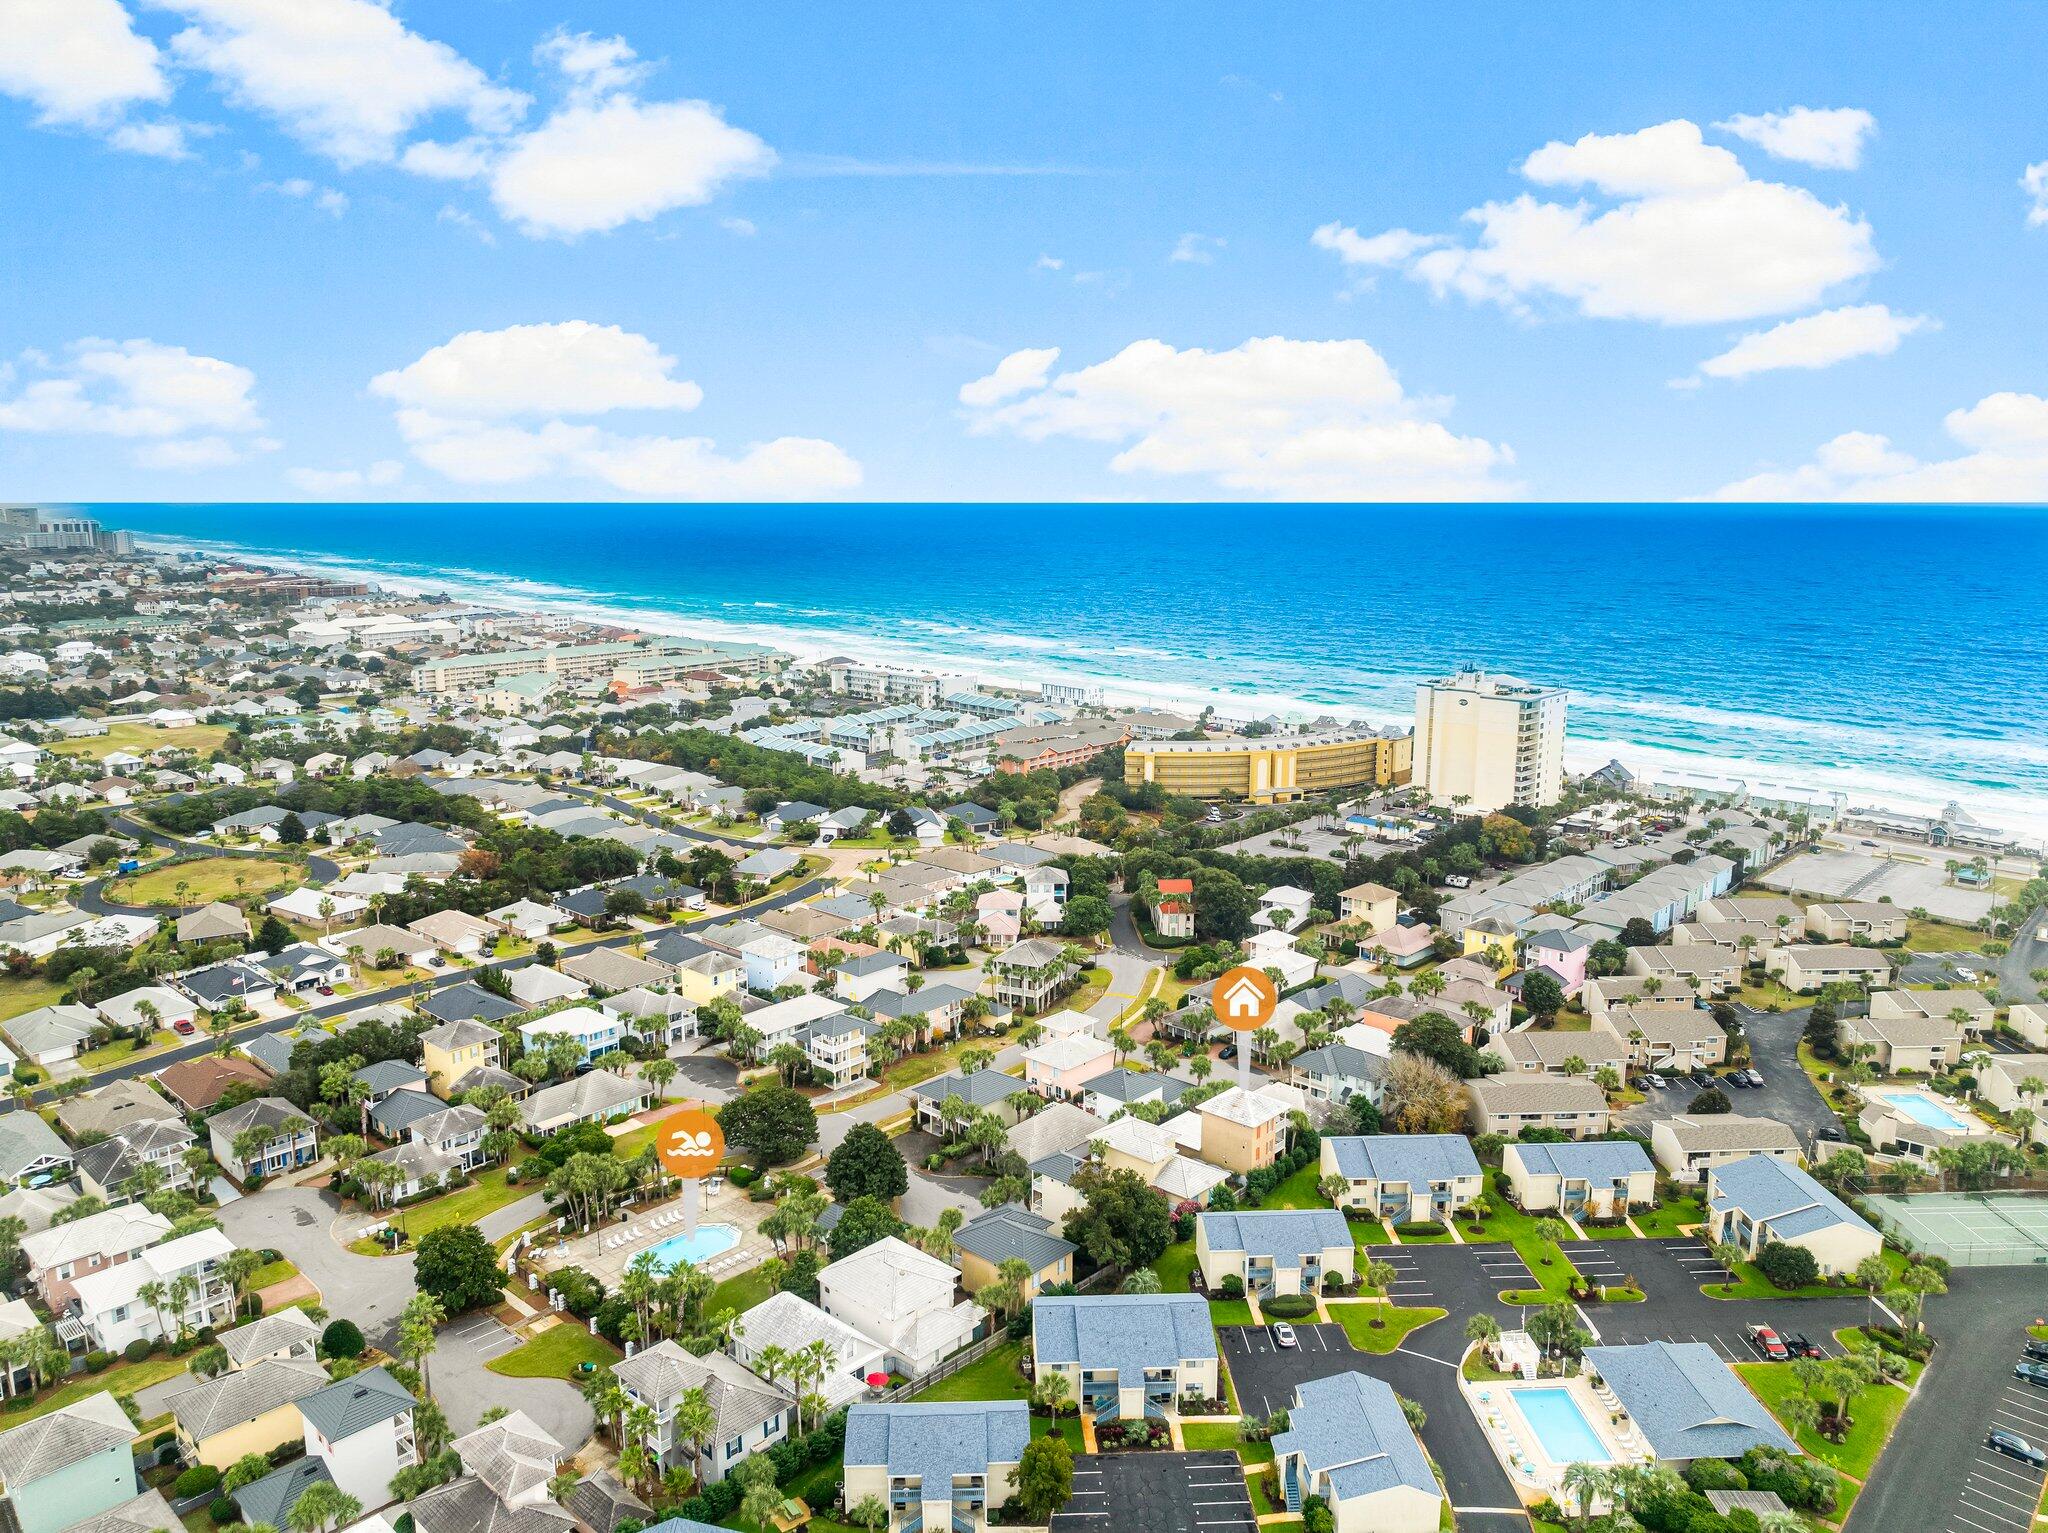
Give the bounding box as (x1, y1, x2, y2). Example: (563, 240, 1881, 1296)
(866, 1371, 890, 1388)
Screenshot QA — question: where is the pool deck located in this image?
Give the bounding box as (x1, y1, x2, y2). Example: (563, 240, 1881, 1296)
(1460, 1354, 1655, 1505)
(530, 1177, 777, 1286)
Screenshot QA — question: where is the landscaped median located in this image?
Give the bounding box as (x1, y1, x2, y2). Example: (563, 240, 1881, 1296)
(1732, 1326, 1925, 1525)
(486, 1320, 622, 1379)
(1327, 1301, 1446, 1354)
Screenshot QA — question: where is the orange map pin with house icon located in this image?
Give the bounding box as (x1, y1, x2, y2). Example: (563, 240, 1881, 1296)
(655, 1109, 726, 1178)
(1214, 966, 1278, 1032)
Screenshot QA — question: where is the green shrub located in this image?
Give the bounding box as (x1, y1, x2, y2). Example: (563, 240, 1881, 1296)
(1259, 1294, 1316, 1319)
(83, 1351, 114, 1372)
(174, 1465, 222, 1498)
(208, 1499, 236, 1526)
(321, 1319, 366, 1359)
(1217, 1275, 1245, 1299)
(1393, 1221, 1443, 1239)
(1757, 1241, 1820, 1290)
(122, 1338, 153, 1364)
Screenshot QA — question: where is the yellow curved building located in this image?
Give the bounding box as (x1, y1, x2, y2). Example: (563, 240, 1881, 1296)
(1124, 728, 1412, 803)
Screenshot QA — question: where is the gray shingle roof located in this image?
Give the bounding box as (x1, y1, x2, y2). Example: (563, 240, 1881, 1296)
(452, 1410, 564, 1504)
(296, 1363, 414, 1441)
(0, 1112, 72, 1184)
(167, 1357, 328, 1440)
(1707, 1155, 1875, 1242)
(1032, 1294, 1217, 1379)
(566, 1473, 653, 1533)
(1271, 1371, 1436, 1503)
(844, 1401, 1030, 1483)
(613, 1341, 789, 1443)
(0, 1391, 133, 1485)
(65, 1486, 181, 1533)
(1197, 1209, 1352, 1266)
(1508, 1139, 1654, 1184)
(1584, 1341, 1798, 1460)
(218, 1309, 323, 1369)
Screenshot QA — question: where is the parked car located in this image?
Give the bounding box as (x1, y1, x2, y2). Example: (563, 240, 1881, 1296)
(1816, 1124, 1847, 1142)
(1219, 1044, 1238, 1060)
(1271, 1322, 1298, 1349)
(1747, 1325, 1790, 1361)
(317, 985, 335, 996)
(1745, 1069, 1765, 1086)
(1785, 1334, 1824, 1359)
(1690, 1071, 1714, 1089)
(1988, 1430, 2047, 1468)
(2022, 1339, 2048, 1363)
(2016, 1362, 2048, 1388)
(1725, 1072, 1751, 1088)
(173, 1018, 196, 1036)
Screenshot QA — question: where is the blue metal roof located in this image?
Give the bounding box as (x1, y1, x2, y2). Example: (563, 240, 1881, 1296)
(1032, 1293, 1217, 1378)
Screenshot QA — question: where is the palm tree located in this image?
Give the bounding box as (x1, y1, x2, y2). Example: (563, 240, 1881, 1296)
(672, 1387, 716, 1490)
(399, 1292, 446, 1398)
(1362, 1260, 1397, 1320)
(1559, 1462, 1607, 1530)
(287, 1482, 361, 1533)
(1711, 1241, 1745, 1294)
(1465, 1312, 1502, 1365)
(137, 1278, 169, 1341)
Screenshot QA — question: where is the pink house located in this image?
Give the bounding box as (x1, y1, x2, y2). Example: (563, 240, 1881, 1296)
(22, 1206, 172, 1315)
(1523, 929, 1591, 996)
(1022, 1032, 1116, 1101)
(1362, 921, 1436, 969)
(977, 889, 1024, 947)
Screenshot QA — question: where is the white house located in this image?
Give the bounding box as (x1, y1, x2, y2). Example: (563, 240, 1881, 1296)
(728, 1291, 886, 1411)
(613, 1340, 791, 1483)
(1245, 928, 1317, 990)
(71, 1229, 237, 1353)
(817, 1236, 982, 1377)
(517, 1005, 624, 1066)
(296, 1365, 418, 1512)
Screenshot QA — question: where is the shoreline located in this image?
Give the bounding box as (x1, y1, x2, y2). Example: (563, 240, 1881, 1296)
(138, 530, 2048, 848)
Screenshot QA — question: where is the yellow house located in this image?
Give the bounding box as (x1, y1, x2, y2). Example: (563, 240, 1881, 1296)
(1338, 882, 1398, 936)
(166, 1358, 328, 1468)
(1196, 1086, 1289, 1174)
(419, 1018, 501, 1099)
(953, 1206, 1076, 1301)
(1461, 917, 1519, 978)
(669, 950, 745, 1008)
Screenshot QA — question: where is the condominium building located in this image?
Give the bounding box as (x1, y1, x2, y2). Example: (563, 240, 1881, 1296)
(824, 661, 942, 706)
(1123, 727, 1411, 804)
(414, 638, 784, 694)
(1412, 669, 1567, 811)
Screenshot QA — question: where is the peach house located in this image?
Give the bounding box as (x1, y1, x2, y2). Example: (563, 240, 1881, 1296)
(1023, 1032, 1115, 1100)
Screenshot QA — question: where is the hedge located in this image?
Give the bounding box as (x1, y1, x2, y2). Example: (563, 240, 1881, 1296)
(174, 1465, 222, 1498)
(1260, 1295, 1316, 1320)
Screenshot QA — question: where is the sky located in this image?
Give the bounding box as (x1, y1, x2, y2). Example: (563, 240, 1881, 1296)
(2, 1, 2047, 504)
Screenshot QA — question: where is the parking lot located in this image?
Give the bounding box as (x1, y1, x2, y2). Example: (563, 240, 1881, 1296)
(1051, 1451, 1255, 1533)
(443, 1310, 521, 1361)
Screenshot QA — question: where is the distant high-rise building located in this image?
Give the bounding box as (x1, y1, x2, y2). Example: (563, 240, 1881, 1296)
(1413, 669, 1567, 811)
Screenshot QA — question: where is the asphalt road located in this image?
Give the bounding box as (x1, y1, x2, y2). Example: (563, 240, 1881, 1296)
(0, 874, 831, 1112)
(72, 811, 343, 916)
(1998, 905, 2048, 1007)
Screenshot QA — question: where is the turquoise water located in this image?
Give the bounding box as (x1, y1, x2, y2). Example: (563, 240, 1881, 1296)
(1515, 1387, 1612, 1465)
(99, 501, 2048, 835)
(1876, 1090, 1971, 1131)
(644, 1222, 741, 1269)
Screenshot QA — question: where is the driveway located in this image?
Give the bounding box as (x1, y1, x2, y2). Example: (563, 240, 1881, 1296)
(1053, 1451, 1253, 1533)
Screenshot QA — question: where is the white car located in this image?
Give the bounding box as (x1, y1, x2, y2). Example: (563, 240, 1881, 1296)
(1271, 1322, 1298, 1349)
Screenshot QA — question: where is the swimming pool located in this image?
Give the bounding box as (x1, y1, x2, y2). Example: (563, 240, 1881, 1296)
(1875, 1089, 1972, 1132)
(1513, 1387, 1613, 1466)
(643, 1222, 741, 1270)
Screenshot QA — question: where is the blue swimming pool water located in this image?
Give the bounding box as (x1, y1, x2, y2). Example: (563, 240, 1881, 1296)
(643, 1222, 741, 1270)
(1515, 1388, 1612, 1466)
(1877, 1090, 1971, 1131)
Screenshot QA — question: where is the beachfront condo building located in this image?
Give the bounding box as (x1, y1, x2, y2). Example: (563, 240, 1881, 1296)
(1123, 727, 1411, 804)
(1412, 669, 1567, 811)
(414, 638, 786, 694)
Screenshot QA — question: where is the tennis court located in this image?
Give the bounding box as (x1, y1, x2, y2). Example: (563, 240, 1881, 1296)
(1863, 1190, 2048, 1266)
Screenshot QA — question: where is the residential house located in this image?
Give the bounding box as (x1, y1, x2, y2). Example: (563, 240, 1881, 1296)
(614, 1341, 791, 1483)
(408, 909, 496, 958)
(1149, 879, 1196, 940)
(217, 1309, 323, 1371)
(175, 903, 250, 943)
(1624, 944, 1740, 997)
(1705, 1155, 1882, 1275)
(1805, 902, 1909, 942)
(1977, 1054, 2048, 1144)
(911, 1070, 1030, 1135)
(604, 987, 699, 1047)
(3, 1004, 100, 1068)
(72, 1229, 236, 1352)
(1196, 1085, 1293, 1173)
(727, 1291, 886, 1413)
(842, 1401, 1027, 1533)
(520, 1071, 652, 1134)
(1580, 1342, 1796, 1464)
(1270, 1372, 1442, 1533)
(75, 1117, 199, 1205)
(1338, 881, 1398, 935)
(557, 948, 674, 995)
(1592, 1004, 1729, 1071)
(1286, 1041, 1387, 1109)
(818, 1237, 983, 1377)
(253, 943, 352, 996)
(1838, 1010, 1965, 1074)
(95, 985, 198, 1036)
(408, 1412, 578, 1533)
(207, 1097, 319, 1182)
(1650, 1114, 1801, 1185)
(832, 951, 911, 1003)
(1493, 1029, 1628, 1079)
(420, 1017, 503, 1097)
(1022, 1034, 1114, 1101)
(155, 1054, 272, 1114)
(0, 1113, 74, 1190)
(0, 1392, 139, 1533)
(518, 1005, 626, 1066)
(1464, 1075, 1609, 1140)
(1255, 885, 1314, 933)
(21, 1207, 171, 1317)
(1196, 1209, 1356, 1297)
(1766, 944, 1893, 993)
(1319, 1135, 1483, 1223)
(1504, 1139, 1657, 1219)
(509, 964, 588, 1009)
(951, 1205, 1075, 1301)
(983, 939, 1075, 1014)
(1031, 1294, 1219, 1422)
(1244, 928, 1317, 991)
(486, 899, 568, 941)
(177, 960, 277, 1013)
(1077, 1068, 1186, 1121)
(1868, 987, 1998, 1032)
(417, 982, 521, 1028)
(295, 1365, 418, 1512)
(54, 1078, 179, 1143)
(166, 1356, 328, 1468)
(2009, 1001, 2048, 1050)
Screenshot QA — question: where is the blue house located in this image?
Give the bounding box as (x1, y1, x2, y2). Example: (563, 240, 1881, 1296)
(1032, 1293, 1219, 1422)
(1271, 1372, 1442, 1529)
(0, 1391, 139, 1533)
(844, 1401, 1031, 1533)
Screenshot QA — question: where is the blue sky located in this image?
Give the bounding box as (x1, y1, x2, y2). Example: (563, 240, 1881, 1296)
(3, 0, 2047, 503)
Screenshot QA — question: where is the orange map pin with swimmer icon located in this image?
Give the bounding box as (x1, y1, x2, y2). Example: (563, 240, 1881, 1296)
(655, 1109, 726, 1178)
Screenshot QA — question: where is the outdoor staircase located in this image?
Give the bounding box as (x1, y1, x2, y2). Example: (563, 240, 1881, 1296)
(1283, 1463, 1302, 1513)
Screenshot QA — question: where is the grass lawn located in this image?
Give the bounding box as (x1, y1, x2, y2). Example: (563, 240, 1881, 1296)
(1151, 1241, 1198, 1294)
(1355, 1222, 1393, 1245)
(1065, 966, 1113, 1015)
(112, 856, 296, 904)
(1181, 1422, 1271, 1462)
(1262, 1160, 1326, 1210)
(909, 1341, 1028, 1401)
(709, 1264, 782, 1318)
(1247, 1474, 1278, 1515)
(1467, 1200, 1579, 1301)
(377, 1166, 530, 1247)
(1736, 1360, 1911, 1488)
(1733, 977, 1806, 1011)
(881, 1028, 1026, 1092)
(1837, 1328, 1925, 1386)
(1631, 1195, 1707, 1238)
(77, 1030, 178, 1070)
(0, 973, 68, 1023)
(249, 1257, 299, 1289)
(0, 1355, 189, 1426)
(1209, 1298, 1255, 1326)
(1702, 1259, 1860, 1301)
(611, 1105, 683, 1161)
(1331, 1305, 1445, 1354)
(1904, 919, 1995, 954)
(487, 1323, 622, 1379)
(1462, 1353, 1518, 1382)
(47, 722, 229, 761)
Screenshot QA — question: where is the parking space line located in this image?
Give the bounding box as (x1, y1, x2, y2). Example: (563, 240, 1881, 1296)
(1950, 1509, 2021, 1533)
(1963, 1478, 2038, 1513)
(1970, 1457, 2044, 1489)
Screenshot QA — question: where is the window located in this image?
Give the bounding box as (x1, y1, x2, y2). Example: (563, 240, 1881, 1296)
(726, 1435, 744, 1457)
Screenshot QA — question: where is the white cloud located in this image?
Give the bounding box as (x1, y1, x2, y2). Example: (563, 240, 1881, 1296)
(960, 335, 1511, 499)
(1170, 232, 1225, 265)
(400, 136, 494, 181)
(435, 205, 496, 244)
(369, 321, 705, 417)
(1034, 254, 1065, 271)
(719, 216, 757, 237)
(958, 347, 1059, 408)
(533, 29, 649, 98)
(158, 0, 529, 167)
(287, 458, 402, 493)
(370, 321, 859, 498)
(107, 119, 196, 158)
(0, 337, 269, 468)
(1310, 223, 1443, 267)
(2024, 161, 2048, 227)
(262, 176, 348, 215)
(1715, 107, 1876, 170)
(1688, 304, 1930, 383)
(1320, 119, 1877, 325)
(0, 0, 168, 128)
(1715, 391, 2048, 501)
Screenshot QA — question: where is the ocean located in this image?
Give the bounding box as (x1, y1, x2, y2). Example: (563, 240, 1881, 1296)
(96, 502, 2048, 841)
